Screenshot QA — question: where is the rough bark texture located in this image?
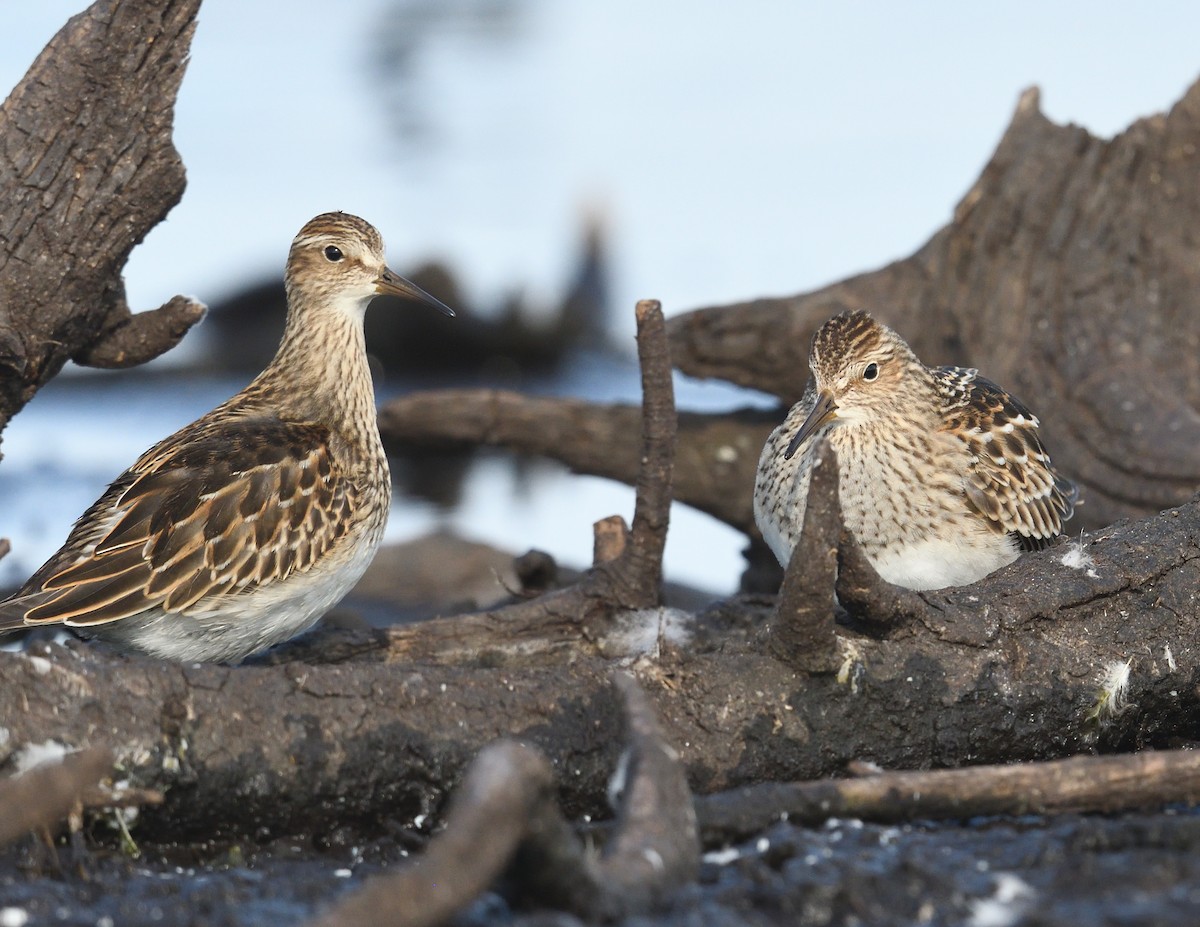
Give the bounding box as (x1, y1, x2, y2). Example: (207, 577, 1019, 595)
(0, 0, 205, 446)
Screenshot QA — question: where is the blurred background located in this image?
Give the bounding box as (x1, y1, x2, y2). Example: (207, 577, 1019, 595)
(2, 1, 1199, 596)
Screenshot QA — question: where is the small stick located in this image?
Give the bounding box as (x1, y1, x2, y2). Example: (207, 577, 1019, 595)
(695, 749, 1200, 844)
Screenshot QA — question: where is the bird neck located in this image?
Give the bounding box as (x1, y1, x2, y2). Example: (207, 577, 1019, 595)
(246, 290, 378, 436)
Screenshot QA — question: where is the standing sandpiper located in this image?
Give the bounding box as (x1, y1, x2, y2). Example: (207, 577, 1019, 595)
(0, 212, 453, 662)
(754, 310, 1077, 590)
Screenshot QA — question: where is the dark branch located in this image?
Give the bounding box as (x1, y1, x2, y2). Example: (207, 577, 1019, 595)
(0, 0, 204, 435)
(378, 393, 774, 540)
(765, 440, 841, 672)
(307, 740, 555, 927)
(593, 672, 699, 917)
(74, 295, 207, 369)
(306, 674, 697, 926)
(612, 298, 676, 605)
(695, 749, 1200, 844)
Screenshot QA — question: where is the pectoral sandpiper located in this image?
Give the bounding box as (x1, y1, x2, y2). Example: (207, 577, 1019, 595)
(754, 310, 1077, 590)
(0, 212, 453, 662)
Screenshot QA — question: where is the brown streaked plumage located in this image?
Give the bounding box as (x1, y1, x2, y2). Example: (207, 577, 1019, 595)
(754, 310, 1077, 590)
(0, 212, 454, 662)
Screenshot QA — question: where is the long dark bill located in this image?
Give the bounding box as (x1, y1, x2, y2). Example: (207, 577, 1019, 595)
(784, 390, 838, 460)
(375, 267, 456, 317)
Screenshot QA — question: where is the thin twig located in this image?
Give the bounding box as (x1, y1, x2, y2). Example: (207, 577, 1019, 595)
(695, 749, 1200, 843)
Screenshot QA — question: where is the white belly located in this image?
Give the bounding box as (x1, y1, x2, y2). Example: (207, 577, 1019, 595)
(89, 528, 383, 663)
(870, 533, 1018, 590)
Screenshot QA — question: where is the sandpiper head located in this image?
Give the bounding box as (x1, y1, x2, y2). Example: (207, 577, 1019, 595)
(285, 212, 454, 319)
(784, 310, 922, 459)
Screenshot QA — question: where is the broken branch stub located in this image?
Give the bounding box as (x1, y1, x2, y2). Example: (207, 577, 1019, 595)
(765, 440, 841, 673)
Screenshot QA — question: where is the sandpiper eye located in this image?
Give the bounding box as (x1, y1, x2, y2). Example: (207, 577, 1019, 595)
(863, 362, 879, 381)
(323, 245, 344, 262)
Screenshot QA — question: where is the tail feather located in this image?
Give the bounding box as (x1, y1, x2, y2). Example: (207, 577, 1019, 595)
(0, 592, 62, 632)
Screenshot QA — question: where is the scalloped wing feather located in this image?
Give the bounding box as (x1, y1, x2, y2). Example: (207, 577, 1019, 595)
(935, 367, 1078, 547)
(8, 416, 357, 629)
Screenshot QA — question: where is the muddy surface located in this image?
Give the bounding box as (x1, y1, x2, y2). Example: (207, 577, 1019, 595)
(3, 808, 1198, 925)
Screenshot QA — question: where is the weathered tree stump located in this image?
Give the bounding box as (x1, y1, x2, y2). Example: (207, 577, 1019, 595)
(0, 0, 206, 447)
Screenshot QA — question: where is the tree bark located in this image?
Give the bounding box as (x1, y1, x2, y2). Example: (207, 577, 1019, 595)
(0, 0, 205, 449)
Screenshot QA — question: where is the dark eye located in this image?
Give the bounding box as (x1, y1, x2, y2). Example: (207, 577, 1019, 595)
(324, 245, 343, 262)
(863, 362, 879, 381)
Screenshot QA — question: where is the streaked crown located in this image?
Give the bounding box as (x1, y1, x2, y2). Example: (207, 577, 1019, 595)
(807, 311, 928, 415)
(284, 212, 387, 305)
(279, 211, 454, 323)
